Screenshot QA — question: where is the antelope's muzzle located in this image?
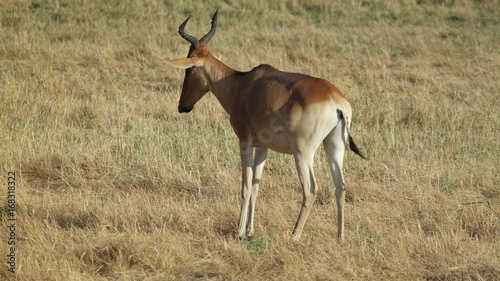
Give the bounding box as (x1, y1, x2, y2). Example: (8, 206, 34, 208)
(178, 105, 193, 113)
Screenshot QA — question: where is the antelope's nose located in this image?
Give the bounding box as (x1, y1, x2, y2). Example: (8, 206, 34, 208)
(178, 105, 193, 113)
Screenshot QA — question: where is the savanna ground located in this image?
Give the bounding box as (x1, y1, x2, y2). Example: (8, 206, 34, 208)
(1, 0, 499, 280)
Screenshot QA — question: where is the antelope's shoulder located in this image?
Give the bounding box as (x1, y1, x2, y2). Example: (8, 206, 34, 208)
(245, 64, 280, 79)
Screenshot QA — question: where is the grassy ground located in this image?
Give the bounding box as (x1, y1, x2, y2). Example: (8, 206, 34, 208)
(1, 0, 499, 280)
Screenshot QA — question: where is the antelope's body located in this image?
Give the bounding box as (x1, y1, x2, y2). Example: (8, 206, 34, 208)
(167, 11, 364, 240)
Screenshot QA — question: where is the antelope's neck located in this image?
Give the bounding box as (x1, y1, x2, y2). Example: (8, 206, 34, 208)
(203, 58, 242, 115)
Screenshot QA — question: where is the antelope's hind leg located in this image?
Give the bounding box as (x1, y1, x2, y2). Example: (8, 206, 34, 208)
(291, 149, 318, 240)
(323, 123, 347, 240)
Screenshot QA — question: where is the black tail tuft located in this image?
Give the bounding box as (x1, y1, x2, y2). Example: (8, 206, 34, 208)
(348, 134, 366, 159)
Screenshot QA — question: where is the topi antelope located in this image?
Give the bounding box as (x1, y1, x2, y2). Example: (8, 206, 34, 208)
(167, 10, 365, 240)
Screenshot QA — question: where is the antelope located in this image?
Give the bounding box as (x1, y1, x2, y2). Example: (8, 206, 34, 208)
(166, 10, 365, 240)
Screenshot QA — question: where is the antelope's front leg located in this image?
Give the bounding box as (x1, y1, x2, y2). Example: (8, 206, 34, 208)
(237, 139, 254, 238)
(246, 146, 268, 236)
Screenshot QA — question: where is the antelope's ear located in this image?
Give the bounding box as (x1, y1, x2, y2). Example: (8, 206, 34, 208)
(166, 58, 196, 69)
(211, 52, 222, 60)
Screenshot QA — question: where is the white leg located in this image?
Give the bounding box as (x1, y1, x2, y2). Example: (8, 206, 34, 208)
(292, 150, 318, 240)
(246, 146, 268, 236)
(237, 139, 254, 238)
(323, 122, 347, 240)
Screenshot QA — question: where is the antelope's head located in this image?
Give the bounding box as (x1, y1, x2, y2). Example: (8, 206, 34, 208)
(167, 10, 222, 113)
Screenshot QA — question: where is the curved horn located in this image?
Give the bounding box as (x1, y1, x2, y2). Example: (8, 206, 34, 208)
(178, 16, 199, 48)
(200, 9, 218, 43)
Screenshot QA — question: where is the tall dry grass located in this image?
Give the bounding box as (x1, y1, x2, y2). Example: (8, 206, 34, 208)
(1, 0, 499, 280)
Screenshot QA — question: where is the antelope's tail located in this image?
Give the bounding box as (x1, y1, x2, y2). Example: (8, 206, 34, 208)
(337, 109, 366, 159)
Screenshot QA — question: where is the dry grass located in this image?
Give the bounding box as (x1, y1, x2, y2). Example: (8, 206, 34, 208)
(1, 0, 499, 280)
